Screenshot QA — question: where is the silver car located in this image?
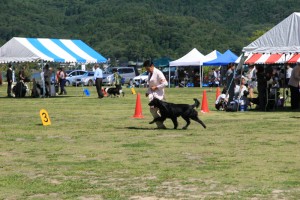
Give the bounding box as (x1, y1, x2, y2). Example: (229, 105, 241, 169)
(73, 71, 95, 86)
(66, 70, 86, 86)
(104, 67, 137, 85)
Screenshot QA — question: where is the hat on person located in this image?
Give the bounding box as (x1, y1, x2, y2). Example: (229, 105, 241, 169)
(241, 75, 248, 82)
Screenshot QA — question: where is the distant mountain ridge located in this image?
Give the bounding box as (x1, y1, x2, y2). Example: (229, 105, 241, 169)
(0, 0, 299, 62)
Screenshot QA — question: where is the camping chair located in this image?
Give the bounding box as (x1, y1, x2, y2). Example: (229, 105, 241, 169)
(265, 87, 278, 111)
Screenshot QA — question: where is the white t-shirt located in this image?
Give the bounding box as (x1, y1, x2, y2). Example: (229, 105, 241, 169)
(234, 85, 248, 99)
(286, 67, 293, 79)
(147, 67, 168, 101)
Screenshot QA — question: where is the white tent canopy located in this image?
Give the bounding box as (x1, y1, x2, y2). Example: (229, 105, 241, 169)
(169, 48, 205, 66)
(243, 12, 300, 54)
(203, 50, 222, 63)
(0, 37, 107, 63)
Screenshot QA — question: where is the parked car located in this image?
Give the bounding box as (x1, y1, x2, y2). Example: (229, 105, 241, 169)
(133, 71, 149, 87)
(104, 67, 137, 85)
(72, 71, 95, 86)
(102, 69, 112, 84)
(66, 70, 86, 86)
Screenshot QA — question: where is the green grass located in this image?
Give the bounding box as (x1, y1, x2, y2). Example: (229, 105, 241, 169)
(0, 84, 299, 199)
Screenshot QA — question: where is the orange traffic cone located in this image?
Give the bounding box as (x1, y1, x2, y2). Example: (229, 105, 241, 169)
(216, 87, 221, 100)
(201, 90, 210, 113)
(132, 93, 144, 118)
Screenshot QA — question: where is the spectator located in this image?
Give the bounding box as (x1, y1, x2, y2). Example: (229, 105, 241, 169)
(43, 64, 52, 97)
(226, 63, 236, 103)
(256, 65, 268, 111)
(215, 88, 229, 111)
(19, 66, 26, 82)
(6, 63, 13, 97)
(59, 67, 67, 95)
(234, 76, 249, 100)
(288, 63, 300, 110)
(56, 67, 61, 94)
(286, 64, 293, 86)
(246, 64, 257, 100)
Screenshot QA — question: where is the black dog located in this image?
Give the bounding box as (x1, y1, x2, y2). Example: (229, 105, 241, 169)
(148, 98, 206, 129)
(105, 87, 124, 97)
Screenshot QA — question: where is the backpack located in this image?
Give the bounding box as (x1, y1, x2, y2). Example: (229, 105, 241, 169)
(226, 101, 238, 112)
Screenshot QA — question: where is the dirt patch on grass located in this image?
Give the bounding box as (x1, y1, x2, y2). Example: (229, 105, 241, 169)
(78, 195, 103, 200)
(28, 193, 59, 199)
(129, 196, 170, 200)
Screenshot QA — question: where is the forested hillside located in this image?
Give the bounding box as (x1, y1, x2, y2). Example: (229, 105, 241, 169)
(0, 0, 300, 63)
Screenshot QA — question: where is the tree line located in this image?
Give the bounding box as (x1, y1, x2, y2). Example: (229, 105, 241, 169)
(0, 0, 300, 64)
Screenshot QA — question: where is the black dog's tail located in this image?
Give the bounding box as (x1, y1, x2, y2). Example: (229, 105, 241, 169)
(192, 98, 200, 108)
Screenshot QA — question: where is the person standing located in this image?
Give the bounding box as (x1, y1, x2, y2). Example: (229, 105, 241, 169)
(43, 64, 52, 97)
(6, 63, 13, 97)
(94, 64, 104, 98)
(16, 66, 26, 98)
(112, 68, 123, 94)
(144, 60, 168, 129)
(286, 64, 293, 86)
(59, 67, 67, 95)
(226, 63, 236, 103)
(56, 67, 61, 94)
(256, 65, 268, 111)
(288, 64, 300, 110)
(19, 66, 26, 82)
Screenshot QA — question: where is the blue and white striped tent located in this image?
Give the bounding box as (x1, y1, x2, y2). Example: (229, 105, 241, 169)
(0, 37, 107, 63)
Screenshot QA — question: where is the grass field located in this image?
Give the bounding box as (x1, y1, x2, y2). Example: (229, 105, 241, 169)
(0, 84, 299, 199)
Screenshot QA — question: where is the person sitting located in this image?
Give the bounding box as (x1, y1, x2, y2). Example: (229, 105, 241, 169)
(234, 76, 248, 101)
(226, 76, 250, 111)
(215, 88, 229, 111)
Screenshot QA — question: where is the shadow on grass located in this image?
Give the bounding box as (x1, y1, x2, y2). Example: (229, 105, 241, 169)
(290, 116, 300, 119)
(0, 95, 77, 99)
(125, 126, 171, 130)
(247, 107, 300, 113)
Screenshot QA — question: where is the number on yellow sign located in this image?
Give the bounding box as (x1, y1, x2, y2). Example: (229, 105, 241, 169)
(40, 109, 51, 126)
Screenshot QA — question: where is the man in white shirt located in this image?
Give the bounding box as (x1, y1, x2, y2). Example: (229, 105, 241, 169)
(144, 60, 168, 129)
(286, 65, 293, 86)
(94, 64, 104, 98)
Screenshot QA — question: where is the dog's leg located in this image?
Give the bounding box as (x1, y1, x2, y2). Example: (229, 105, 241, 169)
(149, 117, 165, 124)
(149, 118, 158, 124)
(181, 116, 191, 129)
(191, 116, 206, 129)
(171, 117, 178, 129)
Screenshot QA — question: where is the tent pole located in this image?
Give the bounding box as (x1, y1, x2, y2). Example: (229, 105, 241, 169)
(41, 60, 46, 98)
(169, 65, 171, 88)
(283, 53, 287, 107)
(236, 52, 246, 111)
(200, 65, 203, 88)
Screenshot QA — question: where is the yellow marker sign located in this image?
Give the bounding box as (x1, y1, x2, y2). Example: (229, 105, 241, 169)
(40, 109, 51, 126)
(131, 87, 136, 95)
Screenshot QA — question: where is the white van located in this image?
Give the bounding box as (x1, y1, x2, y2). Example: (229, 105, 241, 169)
(104, 67, 137, 85)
